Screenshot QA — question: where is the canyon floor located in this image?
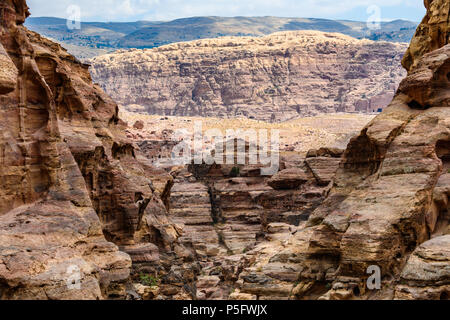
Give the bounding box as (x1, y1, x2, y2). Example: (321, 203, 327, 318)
(120, 109, 375, 156)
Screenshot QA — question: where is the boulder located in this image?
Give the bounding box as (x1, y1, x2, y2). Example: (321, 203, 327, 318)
(268, 168, 309, 190)
(0, 43, 17, 94)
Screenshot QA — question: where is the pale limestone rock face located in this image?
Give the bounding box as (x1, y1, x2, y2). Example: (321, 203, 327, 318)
(90, 31, 407, 121)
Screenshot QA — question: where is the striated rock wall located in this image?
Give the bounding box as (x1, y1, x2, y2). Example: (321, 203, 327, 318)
(90, 32, 407, 122)
(1, 0, 449, 301)
(122, 111, 373, 299)
(235, 0, 450, 300)
(0, 0, 130, 299)
(0, 0, 196, 300)
(160, 146, 343, 299)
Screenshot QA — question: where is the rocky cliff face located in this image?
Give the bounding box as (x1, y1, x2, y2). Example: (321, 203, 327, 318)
(0, 0, 196, 300)
(1, 0, 449, 301)
(232, 0, 450, 300)
(159, 148, 342, 300)
(90, 32, 407, 121)
(402, 0, 449, 73)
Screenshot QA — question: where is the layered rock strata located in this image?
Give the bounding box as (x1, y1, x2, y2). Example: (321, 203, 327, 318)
(0, 0, 195, 300)
(162, 146, 343, 299)
(235, 0, 450, 300)
(90, 32, 407, 121)
(1, 0, 449, 301)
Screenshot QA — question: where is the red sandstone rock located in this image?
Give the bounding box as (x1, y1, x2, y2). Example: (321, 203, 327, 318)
(1, 0, 449, 302)
(90, 32, 407, 121)
(133, 120, 144, 130)
(0, 0, 195, 299)
(236, 0, 450, 300)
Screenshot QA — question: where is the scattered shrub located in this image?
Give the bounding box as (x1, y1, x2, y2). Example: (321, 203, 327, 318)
(139, 273, 159, 287)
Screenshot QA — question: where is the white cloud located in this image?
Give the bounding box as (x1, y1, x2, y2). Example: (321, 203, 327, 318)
(26, 0, 425, 22)
(27, 0, 159, 21)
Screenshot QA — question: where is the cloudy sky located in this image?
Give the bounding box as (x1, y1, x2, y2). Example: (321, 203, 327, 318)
(27, 0, 425, 22)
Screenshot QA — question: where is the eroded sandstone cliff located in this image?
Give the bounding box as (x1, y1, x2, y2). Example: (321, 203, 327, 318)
(90, 32, 407, 121)
(0, 0, 449, 301)
(0, 0, 196, 299)
(232, 0, 450, 300)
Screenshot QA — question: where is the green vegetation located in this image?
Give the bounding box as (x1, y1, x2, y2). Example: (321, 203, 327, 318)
(139, 273, 159, 287)
(404, 166, 414, 174)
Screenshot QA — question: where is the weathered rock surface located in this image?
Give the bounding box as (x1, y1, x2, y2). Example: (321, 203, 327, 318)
(268, 168, 309, 190)
(152, 142, 341, 298)
(395, 236, 450, 300)
(402, 0, 449, 73)
(0, 0, 196, 300)
(2, 0, 449, 301)
(122, 109, 369, 299)
(235, 0, 450, 300)
(0, 0, 131, 299)
(90, 31, 407, 121)
(170, 178, 225, 259)
(0, 42, 17, 94)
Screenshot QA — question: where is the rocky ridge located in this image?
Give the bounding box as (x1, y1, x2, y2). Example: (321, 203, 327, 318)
(90, 32, 408, 121)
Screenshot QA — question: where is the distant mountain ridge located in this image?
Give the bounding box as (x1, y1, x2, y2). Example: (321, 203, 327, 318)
(25, 16, 417, 59)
